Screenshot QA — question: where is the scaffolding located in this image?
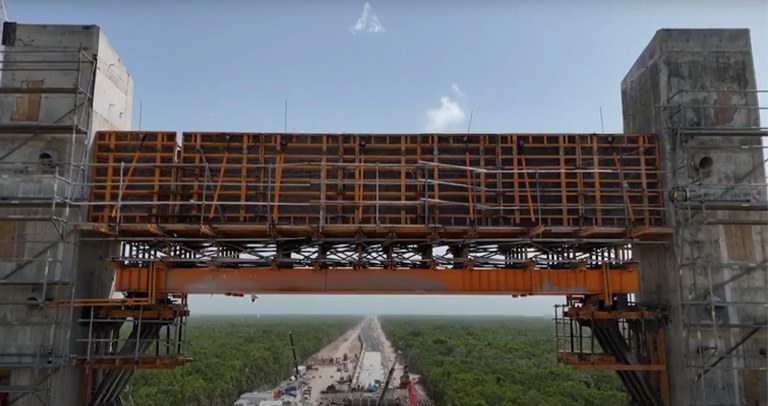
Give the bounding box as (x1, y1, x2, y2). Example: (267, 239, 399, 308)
(0, 47, 191, 406)
(554, 298, 669, 405)
(74, 297, 190, 406)
(0, 47, 95, 405)
(663, 90, 768, 405)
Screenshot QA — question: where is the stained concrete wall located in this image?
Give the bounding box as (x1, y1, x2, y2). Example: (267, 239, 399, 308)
(0, 23, 132, 406)
(622, 29, 767, 406)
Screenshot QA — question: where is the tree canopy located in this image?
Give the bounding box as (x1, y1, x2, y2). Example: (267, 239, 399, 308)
(381, 316, 628, 406)
(124, 315, 359, 405)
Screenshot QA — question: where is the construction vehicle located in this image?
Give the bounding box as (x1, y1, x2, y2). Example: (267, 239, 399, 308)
(406, 376, 418, 406)
(399, 365, 418, 406)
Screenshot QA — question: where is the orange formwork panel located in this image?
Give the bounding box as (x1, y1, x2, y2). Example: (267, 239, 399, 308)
(113, 262, 639, 296)
(88, 131, 178, 224)
(87, 131, 666, 234)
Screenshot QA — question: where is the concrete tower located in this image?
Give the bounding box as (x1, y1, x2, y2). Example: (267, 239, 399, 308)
(623, 29, 767, 405)
(0, 24, 132, 405)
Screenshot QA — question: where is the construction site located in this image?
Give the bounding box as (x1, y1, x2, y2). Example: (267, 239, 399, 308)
(234, 317, 432, 406)
(0, 11, 766, 406)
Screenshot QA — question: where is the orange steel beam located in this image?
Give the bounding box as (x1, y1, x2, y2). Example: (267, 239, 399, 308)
(209, 147, 229, 220)
(78, 357, 193, 370)
(564, 307, 658, 320)
(558, 353, 666, 371)
(519, 150, 536, 223)
(78, 223, 672, 240)
(113, 263, 639, 296)
(109, 137, 146, 218)
(614, 151, 635, 224)
(271, 142, 285, 223)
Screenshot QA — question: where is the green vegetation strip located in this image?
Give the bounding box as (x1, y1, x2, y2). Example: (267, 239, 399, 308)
(381, 316, 628, 406)
(125, 315, 360, 406)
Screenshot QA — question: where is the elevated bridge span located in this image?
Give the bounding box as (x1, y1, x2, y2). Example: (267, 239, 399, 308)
(71, 131, 672, 404)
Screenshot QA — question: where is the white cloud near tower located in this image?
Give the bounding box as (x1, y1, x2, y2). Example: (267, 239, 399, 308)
(425, 83, 467, 132)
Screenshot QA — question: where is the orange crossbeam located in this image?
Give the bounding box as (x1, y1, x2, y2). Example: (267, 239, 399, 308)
(78, 357, 193, 370)
(113, 264, 639, 296)
(558, 353, 666, 371)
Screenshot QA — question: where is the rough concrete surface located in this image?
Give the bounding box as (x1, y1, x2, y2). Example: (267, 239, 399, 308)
(0, 23, 132, 406)
(623, 29, 767, 405)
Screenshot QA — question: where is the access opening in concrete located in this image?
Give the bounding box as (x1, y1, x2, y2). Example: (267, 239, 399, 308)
(37, 151, 56, 170)
(696, 155, 714, 171)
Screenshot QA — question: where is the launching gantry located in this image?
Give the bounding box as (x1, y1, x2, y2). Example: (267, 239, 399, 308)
(71, 131, 671, 404)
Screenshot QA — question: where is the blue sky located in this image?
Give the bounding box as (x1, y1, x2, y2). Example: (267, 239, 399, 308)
(7, 0, 767, 315)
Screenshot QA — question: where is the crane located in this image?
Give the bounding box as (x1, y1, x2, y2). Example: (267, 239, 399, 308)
(407, 377, 417, 406)
(377, 352, 418, 406)
(377, 352, 400, 405)
(289, 331, 300, 378)
(400, 364, 418, 406)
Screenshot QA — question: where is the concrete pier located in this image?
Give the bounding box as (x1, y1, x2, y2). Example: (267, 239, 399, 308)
(622, 29, 767, 405)
(0, 23, 131, 405)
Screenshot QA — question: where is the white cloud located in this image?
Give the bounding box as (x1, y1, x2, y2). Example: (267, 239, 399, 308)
(451, 83, 465, 101)
(350, 2, 385, 34)
(425, 84, 467, 132)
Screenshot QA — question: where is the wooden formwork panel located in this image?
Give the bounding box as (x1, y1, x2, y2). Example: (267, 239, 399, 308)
(89, 132, 665, 230)
(88, 131, 177, 223)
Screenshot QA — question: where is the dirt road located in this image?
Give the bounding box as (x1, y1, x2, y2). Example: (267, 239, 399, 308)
(306, 319, 364, 404)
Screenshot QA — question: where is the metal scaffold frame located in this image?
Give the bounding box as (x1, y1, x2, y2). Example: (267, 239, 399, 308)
(0, 47, 96, 405)
(663, 89, 768, 404)
(74, 296, 191, 406)
(554, 297, 670, 406)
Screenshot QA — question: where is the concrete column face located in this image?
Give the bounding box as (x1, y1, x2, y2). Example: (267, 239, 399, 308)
(622, 29, 767, 405)
(0, 23, 131, 406)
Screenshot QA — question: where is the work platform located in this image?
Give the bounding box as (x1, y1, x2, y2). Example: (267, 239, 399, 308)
(73, 131, 678, 404)
(77, 131, 669, 296)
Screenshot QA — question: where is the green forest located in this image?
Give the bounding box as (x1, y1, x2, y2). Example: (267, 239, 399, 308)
(124, 315, 627, 405)
(381, 316, 628, 406)
(124, 315, 359, 405)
